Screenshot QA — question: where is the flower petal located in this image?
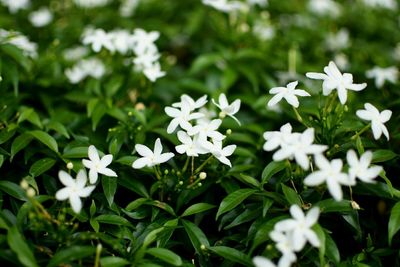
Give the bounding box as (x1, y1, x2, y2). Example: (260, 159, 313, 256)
(88, 145, 100, 163)
(58, 171, 75, 187)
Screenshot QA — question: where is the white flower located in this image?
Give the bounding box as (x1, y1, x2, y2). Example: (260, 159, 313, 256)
(356, 103, 392, 140)
(268, 81, 310, 108)
(306, 61, 367, 104)
(366, 66, 398, 88)
(347, 150, 382, 183)
(187, 119, 225, 142)
(175, 131, 208, 157)
(253, 20, 275, 41)
(275, 205, 320, 251)
(325, 28, 350, 51)
(263, 123, 296, 152)
(131, 29, 160, 55)
(204, 140, 236, 167)
(63, 46, 89, 61)
(0, 0, 30, 13)
(212, 93, 241, 125)
(307, 0, 341, 17)
(248, 0, 268, 7)
(172, 94, 208, 111)
(109, 29, 134, 55)
(65, 58, 105, 83)
(143, 62, 166, 82)
(73, 0, 110, 8)
(55, 170, 95, 213)
(304, 155, 355, 201)
(119, 0, 140, 17)
(362, 0, 397, 9)
(165, 100, 204, 133)
(269, 231, 297, 267)
(29, 7, 53, 27)
(133, 52, 160, 70)
(202, 0, 247, 13)
(0, 30, 37, 58)
(82, 28, 115, 53)
(252, 256, 276, 267)
(82, 145, 117, 184)
(132, 138, 174, 168)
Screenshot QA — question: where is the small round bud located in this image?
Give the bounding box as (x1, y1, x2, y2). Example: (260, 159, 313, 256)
(177, 171, 181, 176)
(179, 181, 184, 185)
(226, 129, 232, 135)
(20, 180, 29, 190)
(344, 105, 349, 112)
(219, 111, 226, 119)
(199, 172, 207, 180)
(135, 102, 145, 111)
(164, 169, 169, 175)
(198, 182, 202, 187)
(67, 162, 74, 170)
(27, 188, 36, 198)
(200, 244, 206, 250)
(128, 111, 133, 116)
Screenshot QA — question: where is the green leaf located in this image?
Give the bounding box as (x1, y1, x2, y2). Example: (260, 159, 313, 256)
(11, 133, 33, 160)
(316, 199, 353, 213)
(0, 181, 27, 201)
(388, 201, 400, 245)
(102, 176, 117, 207)
(47, 246, 95, 267)
(29, 158, 56, 177)
(237, 173, 260, 188)
(208, 246, 252, 266)
(325, 231, 340, 264)
(372, 150, 397, 163)
(100, 256, 129, 267)
(181, 219, 210, 253)
(0, 154, 4, 168)
(216, 189, 257, 220)
(95, 214, 132, 228)
(261, 161, 287, 184)
(143, 227, 165, 248)
(0, 44, 31, 72)
(224, 206, 262, 230)
(63, 146, 89, 158)
(47, 121, 70, 138)
(190, 53, 221, 74)
(281, 184, 302, 206)
(181, 203, 216, 217)
(7, 225, 39, 267)
(313, 224, 326, 267)
(146, 248, 182, 266)
(17, 108, 42, 129)
(28, 130, 58, 153)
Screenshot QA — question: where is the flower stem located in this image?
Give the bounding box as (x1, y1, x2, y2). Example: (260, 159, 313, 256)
(194, 155, 213, 175)
(182, 156, 190, 174)
(351, 124, 371, 140)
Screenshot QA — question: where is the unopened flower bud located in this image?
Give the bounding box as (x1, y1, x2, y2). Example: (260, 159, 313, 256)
(20, 180, 29, 190)
(27, 188, 36, 198)
(199, 172, 207, 180)
(198, 182, 202, 187)
(344, 105, 348, 112)
(164, 169, 169, 175)
(135, 102, 145, 111)
(219, 111, 226, 119)
(351, 200, 361, 210)
(226, 129, 232, 135)
(67, 162, 74, 170)
(200, 244, 206, 250)
(179, 181, 183, 185)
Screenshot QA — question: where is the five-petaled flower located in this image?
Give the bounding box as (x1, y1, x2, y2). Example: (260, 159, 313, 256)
(347, 150, 382, 183)
(268, 81, 310, 108)
(132, 138, 174, 169)
(356, 103, 392, 140)
(82, 145, 117, 184)
(212, 93, 241, 125)
(55, 170, 96, 213)
(306, 61, 367, 104)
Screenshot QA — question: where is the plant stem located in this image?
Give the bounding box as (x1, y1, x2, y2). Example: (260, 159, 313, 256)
(194, 155, 213, 175)
(351, 124, 371, 140)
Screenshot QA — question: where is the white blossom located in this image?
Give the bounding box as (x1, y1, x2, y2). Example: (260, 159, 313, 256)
(82, 145, 117, 184)
(172, 94, 208, 111)
(55, 170, 95, 213)
(29, 7, 53, 28)
(268, 81, 310, 108)
(82, 28, 115, 53)
(346, 150, 382, 183)
(73, 0, 110, 8)
(325, 29, 350, 51)
(203, 140, 236, 167)
(306, 61, 367, 104)
(307, 0, 341, 17)
(175, 131, 208, 157)
(65, 58, 105, 84)
(212, 93, 241, 125)
(187, 119, 225, 143)
(0, 30, 37, 58)
(165, 100, 204, 133)
(304, 155, 355, 201)
(362, 0, 397, 10)
(356, 103, 392, 140)
(366, 66, 398, 88)
(143, 62, 166, 82)
(0, 0, 30, 13)
(132, 138, 174, 169)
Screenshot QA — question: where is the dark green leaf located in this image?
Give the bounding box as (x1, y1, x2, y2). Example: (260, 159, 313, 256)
(261, 161, 287, 184)
(388, 202, 400, 245)
(216, 189, 257, 219)
(181, 203, 216, 217)
(146, 248, 182, 266)
(29, 158, 56, 177)
(100, 256, 129, 267)
(208, 246, 252, 266)
(7, 225, 39, 267)
(281, 184, 302, 206)
(11, 133, 33, 160)
(28, 130, 58, 153)
(0, 181, 27, 201)
(95, 214, 132, 227)
(102, 176, 117, 207)
(47, 246, 95, 267)
(182, 219, 210, 253)
(372, 150, 397, 163)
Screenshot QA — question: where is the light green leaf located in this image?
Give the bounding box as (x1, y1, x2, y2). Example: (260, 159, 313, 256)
(95, 214, 132, 228)
(29, 158, 56, 177)
(181, 219, 210, 253)
(100, 256, 129, 267)
(146, 248, 182, 266)
(181, 203, 216, 217)
(47, 246, 95, 267)
(281, 183, 302, 206)
(102, 176, 117, 207)
(388, 201, 400, 245)
(28, 130, 58, 153)
(216, 189, 257, 219)
(372, 150, 397, 163)
(18, 108, 42, 129)
(0, 181, 27, 201)
(208, 246, 252, 266)
(47, 121, 70, 139)
(7, 225, 39, 267)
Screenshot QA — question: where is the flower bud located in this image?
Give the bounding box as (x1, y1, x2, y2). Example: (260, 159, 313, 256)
(351, 200, 361, 210)
(67, 162, 74, 170)
(200, 244, 206, 250)
(20, 179, 29, 190)
(219, 111, 226, 119)
(199, 172, 207, 180)
(27, 188, 36, 198)
(226, 129, 232, 135)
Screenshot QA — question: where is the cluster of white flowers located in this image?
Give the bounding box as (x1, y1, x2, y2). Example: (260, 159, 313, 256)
(65, 58, 105, 84)
(56, 145, 117, 213)
(0, 0, 30, 13)
(253, 205, 320, 267)
(202, 0, 267, 13)
(81, 28, 165, 82)
(73, 0, 110, 8)
(366, 66, 398, 88)
(132, 93, 241, 169)
(362, 0, 397, 10)
(29, 7, 53, 28)
(0, 29, 37, 58)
